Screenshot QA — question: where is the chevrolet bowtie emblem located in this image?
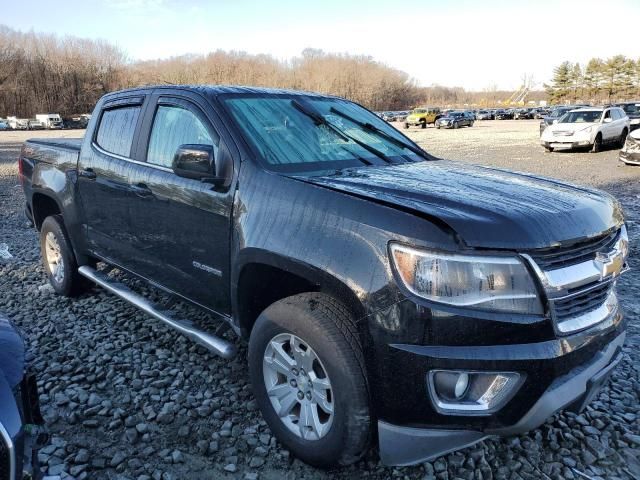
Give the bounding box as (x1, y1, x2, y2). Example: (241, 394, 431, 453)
(595, 250, 624, 280)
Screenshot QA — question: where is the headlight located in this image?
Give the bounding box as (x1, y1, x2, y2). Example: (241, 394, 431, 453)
(389, 243, 543, 314)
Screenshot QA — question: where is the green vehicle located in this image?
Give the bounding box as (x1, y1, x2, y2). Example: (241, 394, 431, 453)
(404, 107, 441, 129)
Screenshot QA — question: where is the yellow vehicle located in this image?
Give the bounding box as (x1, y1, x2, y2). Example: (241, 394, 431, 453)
(404, 107, 441, 129)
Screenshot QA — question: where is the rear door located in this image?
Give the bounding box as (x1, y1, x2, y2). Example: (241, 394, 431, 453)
(125, 92, 235, 313)
(77, 95, 148, 265)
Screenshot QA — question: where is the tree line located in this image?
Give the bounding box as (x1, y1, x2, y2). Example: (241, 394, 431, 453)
(1, 25, 551, 118)
(545, 56, 640, 105)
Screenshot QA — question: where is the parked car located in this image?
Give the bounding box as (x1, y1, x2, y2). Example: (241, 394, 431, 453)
(619, 128, 640, 165)
(63, 115, 90, 129)
(0, 120, 9, 131)
(404, 107, 441, 128)
(35, 113, 63, 130)
(540, 107, 629, 152)
(0, 313, 46, 480)
(381, 112, 397, 122)
(435, 111, 474, 129)
(19, 85, 629, 467)
(616, 102, 640, 131)
(495, 109, 513, 120)
(27, 120, 45, 130)
(476, 110, 493, 120)
(6, 117, 29, 130)
(394, 111, 409, 122)
(539, 106, 579, 135)
(514, 109, 534, 120)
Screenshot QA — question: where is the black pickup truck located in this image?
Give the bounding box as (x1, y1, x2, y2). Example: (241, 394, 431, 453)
(19, 86, 629, 467)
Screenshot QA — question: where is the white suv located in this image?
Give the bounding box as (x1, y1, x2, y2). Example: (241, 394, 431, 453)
(540, 107, 629, 152)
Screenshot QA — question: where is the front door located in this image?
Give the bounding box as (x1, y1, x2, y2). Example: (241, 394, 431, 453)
(126, 96, 233, 313)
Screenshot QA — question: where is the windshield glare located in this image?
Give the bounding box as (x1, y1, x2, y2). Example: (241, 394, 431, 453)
(560, 111, 602, 123)
(622, 104, 639, 114)
(224, 96, 424, 171)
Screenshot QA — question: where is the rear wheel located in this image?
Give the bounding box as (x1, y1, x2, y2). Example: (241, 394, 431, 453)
(591, 134, 603, 153)
(403, 123, 409, 129)
(248, 293, 371, 467)
(40, 215, 88, 296)
(618, 129, 628, 148)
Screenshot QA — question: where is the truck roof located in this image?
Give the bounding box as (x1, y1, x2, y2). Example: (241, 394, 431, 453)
(102, 84, 337, 100)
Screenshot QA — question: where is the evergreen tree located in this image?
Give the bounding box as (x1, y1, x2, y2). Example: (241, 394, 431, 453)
(546, 61, 572, 103)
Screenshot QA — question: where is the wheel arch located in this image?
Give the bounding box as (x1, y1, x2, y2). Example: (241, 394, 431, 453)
(233, 250, 366, 340)
(31, 192, 63, 230)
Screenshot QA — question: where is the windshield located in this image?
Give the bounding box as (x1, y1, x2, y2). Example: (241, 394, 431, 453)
(413, 109, 427, 114)
(560, 111, 602, 123)
(223, 95, 425, 172)
(622, 104, 639, 114)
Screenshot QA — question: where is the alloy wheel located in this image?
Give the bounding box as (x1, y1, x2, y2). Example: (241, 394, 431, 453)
(262, 333, 334, 441)
(45, 231, 65, 284)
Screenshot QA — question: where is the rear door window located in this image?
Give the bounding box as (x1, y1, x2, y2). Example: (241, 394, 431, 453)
(95, 106, 141, 157)
(147, 105, 218, 168)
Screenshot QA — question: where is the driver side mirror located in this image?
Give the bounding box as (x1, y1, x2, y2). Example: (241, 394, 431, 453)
(172, 144, 230, 187)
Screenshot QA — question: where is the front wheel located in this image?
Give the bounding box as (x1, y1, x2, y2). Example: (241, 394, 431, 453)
(403, 123, 409, 129)
(40, 215, 88, 296)
(248, 293, 371, 467)
(420, 122, 427, 129)
(591, 134, 602, 153)
(453, 122, 459, 129)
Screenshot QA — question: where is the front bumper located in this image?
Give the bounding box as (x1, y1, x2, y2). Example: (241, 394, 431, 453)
(0, 372, 46, 480)
(378, 327, 625, 465)
(541, 139, 591, 150)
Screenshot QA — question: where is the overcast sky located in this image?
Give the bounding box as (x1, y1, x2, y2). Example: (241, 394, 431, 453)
(4, 0, 640, 90)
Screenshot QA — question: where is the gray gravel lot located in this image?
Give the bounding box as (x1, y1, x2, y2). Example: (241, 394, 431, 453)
(0, 122, 639, 480)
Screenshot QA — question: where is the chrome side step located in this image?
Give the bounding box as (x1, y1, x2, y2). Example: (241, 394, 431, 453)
(78, 266, 237, 359)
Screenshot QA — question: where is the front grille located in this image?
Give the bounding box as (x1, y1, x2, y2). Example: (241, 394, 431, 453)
(551, 281, 612, 323)
(0, 423, 11, 480)
(528, 230, 619, 270)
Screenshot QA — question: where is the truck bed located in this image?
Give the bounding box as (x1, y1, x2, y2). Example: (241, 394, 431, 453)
(27, 138, 82, 152)
(23, 138, 82, 167)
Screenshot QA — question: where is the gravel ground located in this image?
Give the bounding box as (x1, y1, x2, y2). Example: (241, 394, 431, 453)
(0, 123, 639, 480)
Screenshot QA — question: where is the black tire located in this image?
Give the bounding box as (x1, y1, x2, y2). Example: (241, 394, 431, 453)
(544, 146, 554, 152)
(618, 129, 628, 148)
(420, 121, 426, 129)
(469, 121, 474, 127)
(40, 215, 87, 296)
(403, 123, 409, 129)
(248, 293, 371, 468)
(453, 121, 459, 129)
(591, 134, 602, 153)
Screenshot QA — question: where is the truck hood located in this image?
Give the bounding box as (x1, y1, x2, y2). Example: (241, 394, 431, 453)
(0, 313, 25, 388)
(302, 161, 623, 249)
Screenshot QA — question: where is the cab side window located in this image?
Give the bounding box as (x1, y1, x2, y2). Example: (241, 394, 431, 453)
(603, 110, 611, 121)
(147, 105, 219, 168)
(95, 106, 141, 157)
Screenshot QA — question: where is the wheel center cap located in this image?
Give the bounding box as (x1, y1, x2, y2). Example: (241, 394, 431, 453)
(298, 376, 309, 390)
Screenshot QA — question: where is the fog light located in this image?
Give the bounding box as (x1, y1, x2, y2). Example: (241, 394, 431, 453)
(428, 370, 523, 415)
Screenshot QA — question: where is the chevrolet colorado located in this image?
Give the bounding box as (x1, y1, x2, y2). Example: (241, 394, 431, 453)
(19, 86, 629, 467)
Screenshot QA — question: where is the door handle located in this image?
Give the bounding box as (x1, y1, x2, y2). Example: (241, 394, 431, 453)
(131, 183, 153, 198)
(79, 168, 97, 180)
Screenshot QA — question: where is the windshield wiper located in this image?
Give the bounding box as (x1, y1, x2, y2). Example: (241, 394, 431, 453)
(329, 107, 433, 160)
(291, 99, 391, 165)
